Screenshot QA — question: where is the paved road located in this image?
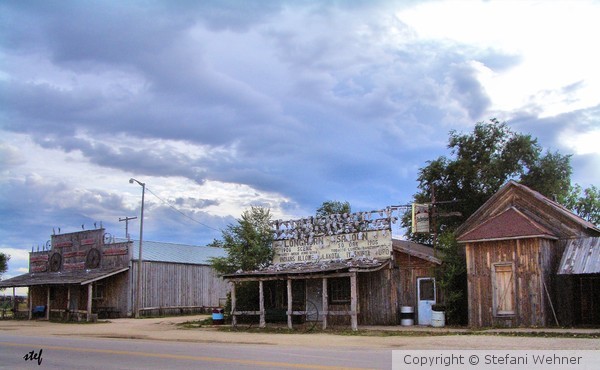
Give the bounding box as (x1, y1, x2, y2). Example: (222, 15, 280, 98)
(0, 333, 391, 369)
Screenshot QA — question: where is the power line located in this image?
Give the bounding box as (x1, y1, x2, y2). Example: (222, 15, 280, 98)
(144, 187, 221, 232)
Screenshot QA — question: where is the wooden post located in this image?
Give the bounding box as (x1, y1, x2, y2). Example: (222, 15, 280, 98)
(12, 287, 16, 316)
(66, 286, 71, 321)
(287, 279, 293, 329)
(350, 273, 358, 331)
(259, 280, 265, 328)
(87, 283, 93, 322)
(230, 282, 237, 327)
(46, 286, 51, 320)
(28, 287, 32, 320)
(322, 277, 328, 330)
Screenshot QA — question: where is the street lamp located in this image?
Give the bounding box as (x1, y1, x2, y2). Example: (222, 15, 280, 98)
(129, 178, 145, 318)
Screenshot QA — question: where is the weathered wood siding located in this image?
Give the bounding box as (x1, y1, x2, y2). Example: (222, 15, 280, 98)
(357, 268, 396, 325)
(466, 238, 559, 327)
(131, 262, 228, 309)
(395, 251, 437, 308)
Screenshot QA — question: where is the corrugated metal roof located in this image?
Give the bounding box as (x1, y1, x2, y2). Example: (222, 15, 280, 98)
(558, 237, 600, 275)
(122, 239, 227, 265)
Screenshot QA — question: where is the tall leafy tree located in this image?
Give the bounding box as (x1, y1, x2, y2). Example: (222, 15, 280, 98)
(209, 206, 274, 274)
(565, 184, 600, 225)
(0, 252, 9, 290)
(316, 200, 351, 218)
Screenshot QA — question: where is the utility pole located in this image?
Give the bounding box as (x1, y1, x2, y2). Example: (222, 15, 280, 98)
(119, 216, 138, 240)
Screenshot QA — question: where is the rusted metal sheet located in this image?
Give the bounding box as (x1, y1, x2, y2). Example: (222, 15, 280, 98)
(558, 237, 600, 275)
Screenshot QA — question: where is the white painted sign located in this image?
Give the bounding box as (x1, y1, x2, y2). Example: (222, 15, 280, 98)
(412, 203, 430, 234)
(272, 230, 392, 264)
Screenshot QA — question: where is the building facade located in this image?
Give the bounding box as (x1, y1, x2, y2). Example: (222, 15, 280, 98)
(0, 228, 228, 320)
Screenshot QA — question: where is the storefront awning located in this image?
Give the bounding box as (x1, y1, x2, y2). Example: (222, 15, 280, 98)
(0, 267, 129, 288)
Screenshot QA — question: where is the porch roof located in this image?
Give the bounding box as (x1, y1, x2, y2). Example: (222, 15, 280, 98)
(223, 258, 389, 279)
(0, 267, 129, 288)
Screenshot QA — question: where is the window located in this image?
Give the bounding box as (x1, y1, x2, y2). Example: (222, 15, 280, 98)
(92, 282, 105, 299)
(328, 277, 350, 304)
(492, 263, 515, 316)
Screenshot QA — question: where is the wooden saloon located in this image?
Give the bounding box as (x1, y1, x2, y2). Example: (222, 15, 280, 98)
(0, 227, 228, 320)
(456, 181, 600, 328)
(223, 208, 441, 330)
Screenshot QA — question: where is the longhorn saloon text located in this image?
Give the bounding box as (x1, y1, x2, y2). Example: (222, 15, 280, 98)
(272, 230, 392, 263)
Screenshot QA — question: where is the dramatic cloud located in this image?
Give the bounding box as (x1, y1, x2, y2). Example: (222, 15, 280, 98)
(1, 0, 598, 283)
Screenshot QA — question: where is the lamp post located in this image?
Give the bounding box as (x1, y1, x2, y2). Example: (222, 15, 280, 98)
(129, 178, 145, 318)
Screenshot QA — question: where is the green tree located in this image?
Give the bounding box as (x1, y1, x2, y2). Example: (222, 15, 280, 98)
(565, 184, 600, 225)
(316, 200, 351, 218)
(405, 119, 576, 324)
(521, 151, 573, 204)
(0, 252, 9, 290)
(209, 206, 274, 274)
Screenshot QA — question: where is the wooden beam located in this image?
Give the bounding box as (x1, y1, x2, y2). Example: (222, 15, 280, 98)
(322, 277, 328, 330)
(259, 280, 265, 328)
(28, 287, 32, 320)
(350, 273, 358, 331)
(287, 279, 293, 329)
(87, 284, 93, 322)
(230, 282, 237, 327)
(46, 286, 50, 320)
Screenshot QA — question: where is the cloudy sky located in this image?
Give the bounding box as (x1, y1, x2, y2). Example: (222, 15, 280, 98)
(1, 0, 599, 284)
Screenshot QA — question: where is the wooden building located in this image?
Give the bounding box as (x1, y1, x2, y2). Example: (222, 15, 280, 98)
(456, 181, 600, 328)
(0, 228, 228, 320)
(223, 209, 441, 330)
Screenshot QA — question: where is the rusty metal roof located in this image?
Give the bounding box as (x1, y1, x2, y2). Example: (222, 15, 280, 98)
(0, 267, 129, 288)
(558, 237, 600, 275)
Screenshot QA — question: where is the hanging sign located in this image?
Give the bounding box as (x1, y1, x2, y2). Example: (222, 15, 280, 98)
(412, 203, 430, 234)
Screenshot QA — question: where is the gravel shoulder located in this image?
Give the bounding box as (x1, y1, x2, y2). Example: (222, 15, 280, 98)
(1, 315, 599, 350)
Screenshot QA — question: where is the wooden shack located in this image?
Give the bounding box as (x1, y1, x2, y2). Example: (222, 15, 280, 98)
(456, 181, 600, 328)
(0, 228, 228, 320)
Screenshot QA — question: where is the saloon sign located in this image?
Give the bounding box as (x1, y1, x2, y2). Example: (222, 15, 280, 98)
(271, 208, 397, 264)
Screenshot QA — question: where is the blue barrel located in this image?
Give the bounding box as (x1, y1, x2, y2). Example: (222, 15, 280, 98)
(212, 308, 224, 325)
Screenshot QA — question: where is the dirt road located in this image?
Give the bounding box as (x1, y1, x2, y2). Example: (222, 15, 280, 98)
(1, 316, 599, 350)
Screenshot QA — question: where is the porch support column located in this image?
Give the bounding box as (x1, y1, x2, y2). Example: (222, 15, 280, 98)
(46, 286, 50, 320)
(350, 272, 358, 331)
(66, 286, 71, 311)
(28, 287, 32, 320)
(259, 280, 265, 328)
(322, 277, 328, 330)
(12, 287, 16, 315)
(230, 281, 237, 327)
(87, 283, 93, 321)
(287, 279, 293, 329)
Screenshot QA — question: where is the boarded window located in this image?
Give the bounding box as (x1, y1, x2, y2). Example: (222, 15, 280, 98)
(492, 263, 515, 316)
(328, 277, 351, 304)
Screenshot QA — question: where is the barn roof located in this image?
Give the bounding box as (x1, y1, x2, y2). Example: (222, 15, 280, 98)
(123, 239, 227, 265)
(558, 237, 600, 275)
(457, 207, 557, 242)
(456, 181, 600, 242)
(392, 239, 442, 264)
(0, 267, 129, 288)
